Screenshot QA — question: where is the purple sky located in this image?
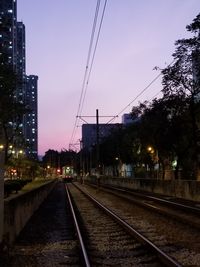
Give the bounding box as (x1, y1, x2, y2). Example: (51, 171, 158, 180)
(17, 0, 200, 155)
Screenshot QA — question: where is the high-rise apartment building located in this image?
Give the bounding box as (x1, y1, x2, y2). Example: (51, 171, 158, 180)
(0, 0, 17, 66)
(24, 75, 38, 159)
(16, 21, 26, 103)
(0, 0, 38, 159)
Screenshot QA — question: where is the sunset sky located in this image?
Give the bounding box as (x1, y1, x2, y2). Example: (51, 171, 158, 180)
(17, 0, 200, 155)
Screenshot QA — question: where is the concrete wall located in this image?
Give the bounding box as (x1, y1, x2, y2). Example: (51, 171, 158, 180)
(4, 180, 56, 245)
(86, 176, 200, 202)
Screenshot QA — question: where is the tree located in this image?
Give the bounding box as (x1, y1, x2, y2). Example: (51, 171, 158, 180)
(133, 96, 193, 179)
(42, 149, 78, 175)
(0, 55, 29, 165)
(0, 14, 28, 245)
(161, 13, 200, 179)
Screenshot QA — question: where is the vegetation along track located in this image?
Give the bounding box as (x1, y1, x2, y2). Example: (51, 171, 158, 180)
(67, 182, 182, 267)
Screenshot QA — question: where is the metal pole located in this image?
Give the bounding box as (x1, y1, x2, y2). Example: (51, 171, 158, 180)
(80, 140, 83, 179)
(96, 109, 100, 175)
(156, 150, 159, 179)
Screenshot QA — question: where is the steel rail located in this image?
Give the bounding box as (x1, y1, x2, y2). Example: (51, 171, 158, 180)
(89, 183, 200, 230)
(73, 183, 182, 267)
(65, 184, 91, 267)
(98, 184, 200, 214)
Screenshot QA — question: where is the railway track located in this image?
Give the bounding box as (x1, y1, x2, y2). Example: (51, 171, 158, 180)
(3, 182, 82, 267)
(87, 182, 200, 230)
(4, 181, 199, 266)
(67, 182, 182, 267)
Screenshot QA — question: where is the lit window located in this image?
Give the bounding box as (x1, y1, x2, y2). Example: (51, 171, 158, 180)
(8, 9, 13, 13)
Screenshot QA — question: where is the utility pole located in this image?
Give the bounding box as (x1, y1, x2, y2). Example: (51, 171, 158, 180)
(80, 139, 83, 178)
(77, 110, 117, 177)
(96, 109, 100, 176)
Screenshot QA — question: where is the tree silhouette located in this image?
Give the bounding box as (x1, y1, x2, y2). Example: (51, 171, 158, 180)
(161, 13, 200, 179)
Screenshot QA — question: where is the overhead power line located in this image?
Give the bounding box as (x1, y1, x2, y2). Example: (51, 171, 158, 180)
(106, 59, 175, 124)
(69, 0, 108, 148)
(80, 0, 108, 116)
(69, 0, 101, 148)
(77, 0, 101, 118)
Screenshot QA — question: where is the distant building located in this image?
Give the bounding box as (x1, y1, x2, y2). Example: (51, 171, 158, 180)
(24, 75, 38, 159)
(0, 0, 38, 159)
(122, 113, 139, 125)
(16, 22, 26, 103)
(82, 123, 122, 150)
(0, 0, 17, 66)
(15, 22, 26, 143)
(122, 113, 134, 125)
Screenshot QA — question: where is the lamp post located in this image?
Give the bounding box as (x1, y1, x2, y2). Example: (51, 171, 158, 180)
(155, 150, 159, 179)
(147, 146, 159, 179)
(47, 165, 50, 177)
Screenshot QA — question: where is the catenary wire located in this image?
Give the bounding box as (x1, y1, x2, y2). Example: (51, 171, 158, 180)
(69, 0, 101, 148)
(77, 0, 101, 118)
(106, 59, 175, 124)
(70, 0, 108, 148)
(80, 0, 108, 116)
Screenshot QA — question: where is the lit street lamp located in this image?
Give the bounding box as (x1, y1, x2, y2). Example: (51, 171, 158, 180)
(147, 146, 159, 179)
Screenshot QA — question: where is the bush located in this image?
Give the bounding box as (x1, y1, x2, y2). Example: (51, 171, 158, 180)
(4, 179, 32, 198)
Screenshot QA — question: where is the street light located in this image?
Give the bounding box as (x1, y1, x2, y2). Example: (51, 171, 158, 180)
(11, 149, 24, 158)
(147, 146, 154, 153)
(0, 145, 4, 150)
(147, 146, 159, 179)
